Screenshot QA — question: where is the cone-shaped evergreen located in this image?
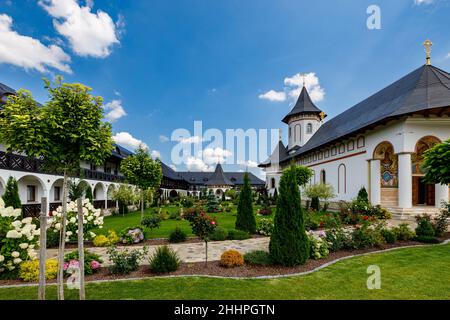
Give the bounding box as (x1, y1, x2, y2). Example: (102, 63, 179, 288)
(235, 172, 256, 233)
(2, 176, 21, 209)
(269, 165, 309, 266)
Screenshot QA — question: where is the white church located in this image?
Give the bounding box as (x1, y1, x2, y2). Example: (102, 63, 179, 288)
(260, 41, 450, 217)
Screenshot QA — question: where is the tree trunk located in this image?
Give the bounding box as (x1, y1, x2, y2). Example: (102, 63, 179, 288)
(141, 189, 144, 222)
(38, 197, 47, 300)
(77, 198, 85, 300)
(57, 170, 68, 300)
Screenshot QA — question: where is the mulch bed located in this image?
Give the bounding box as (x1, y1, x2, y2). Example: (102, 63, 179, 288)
(1, 233, 448, 286)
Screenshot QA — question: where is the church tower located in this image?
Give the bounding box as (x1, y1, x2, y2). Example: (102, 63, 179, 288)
(282, 85, 326, 150)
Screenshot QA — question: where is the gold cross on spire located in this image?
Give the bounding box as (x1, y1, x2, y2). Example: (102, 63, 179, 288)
(423, 39, 433, 66)
(278, 128, 282, 141)
(301, 73, 306, 87)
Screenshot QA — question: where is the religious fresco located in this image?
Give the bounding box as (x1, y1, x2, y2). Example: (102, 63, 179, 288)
(412, 136, 441, 175)
(374, 143, 398, 187)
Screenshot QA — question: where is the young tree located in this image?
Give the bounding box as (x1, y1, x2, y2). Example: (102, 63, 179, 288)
(423, 139, 450, 185)
(269, 165, 309, 266)
(112, 185, 133, 215)
(0, 78, 113, 300)
(235, 172, 256, 233)
(120, 145, 162, 222)
(294, 165, 313, 187)
(85, 186, 94, 203)
(357, 187, 369, 204)
(2, 177, 21, 209)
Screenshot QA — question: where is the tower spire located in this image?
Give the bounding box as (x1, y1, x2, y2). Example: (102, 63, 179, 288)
(423, 39, 433, 66)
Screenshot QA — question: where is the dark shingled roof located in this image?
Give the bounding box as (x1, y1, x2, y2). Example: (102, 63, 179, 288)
(0, 82, 16, 97)
(161, 161, 185, 181)
(259, 140, 288, 168)
(204, 164, 234, 186)
(178, 168, 265, 186)
(282, 86, 323, 123)
(278, 64, 450, 164)
(111, 144, 134, 159)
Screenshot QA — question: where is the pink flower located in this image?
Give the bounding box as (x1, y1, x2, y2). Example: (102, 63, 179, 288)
(211, 221, 216, 225)
(91, 260, 101, 270)
(63, 262, 69, 271)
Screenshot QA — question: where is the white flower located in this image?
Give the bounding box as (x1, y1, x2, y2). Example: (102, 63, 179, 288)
(13, 258, 22, 264)
(66, 231, 73, 236)
(6, 230, 21, 239)
(29, 245, 35, 249)
(70, 217, 76, 224)
(89, 231, 96, 238)
(21, 217, 32, 224)
(0, 255, 4, 263)
(87, 216, 93, 221)
(11, 220, 22, 228)
(19, 243, 29, 249)
(0, 198, 4, 209)
(55, 223, 61, 230)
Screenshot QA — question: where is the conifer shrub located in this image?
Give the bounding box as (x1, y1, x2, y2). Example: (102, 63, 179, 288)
(2, 176, 21, 209)
(244, 250, 272, 266)
(149, 245, 181, 273)
(219, 250, 244, 268)
(210, 227, 228, 241)
(235, 172, 256, 233)
(227, 229, 250, 240)
(169, 227, 187, 243)
(269, 165, 310, 266)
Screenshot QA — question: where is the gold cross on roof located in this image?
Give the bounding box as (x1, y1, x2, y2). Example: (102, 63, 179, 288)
(423, 39, 433, 66)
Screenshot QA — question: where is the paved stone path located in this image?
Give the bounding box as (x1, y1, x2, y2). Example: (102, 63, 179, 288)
(46, 237, 270, 266)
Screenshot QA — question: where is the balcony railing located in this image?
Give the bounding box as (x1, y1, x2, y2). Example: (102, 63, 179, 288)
(0, 151, 124, 183)
(22, 204, 41, 218)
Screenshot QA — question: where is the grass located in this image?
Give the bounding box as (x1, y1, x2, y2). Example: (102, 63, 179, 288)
(96, 205, 270, 239)
(1, 243, 449, 300)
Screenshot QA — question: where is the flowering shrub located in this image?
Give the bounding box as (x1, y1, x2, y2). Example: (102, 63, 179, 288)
(256, 218, 274, 236)
(64, 249, 103, 276)
(184, 208, 217, 241)
(108, 246, 148, 274)
(220, 250, 244, 268)
(49, 199, 103, 242)
(120, 226, 145, 244)
(307, 231, 330, 259)
(19, 259, 58, 282)
(0, 199, 39, 276)
(93, 230, 120, 247)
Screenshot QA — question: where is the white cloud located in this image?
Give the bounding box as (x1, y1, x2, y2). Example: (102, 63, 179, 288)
(159, 135, 170, 143)
(446, 53, 450, 59)
(284, 72, 325, 103)
(237, 160, 258, 168)
(0, 14, 71, 73)
(175, 135, 203, 144)
(112, 132, 147, 151)
(104, 100, 126, 122)
(169, 164, 177, 171)
(414, 0, 433, 5)
(259, 90, 286, 102)
(202, 147, 233, 165)
(151, 150, 161, 159)
(260, 72, 325, 104)
(186, 157, 212, 172)
(39, 0, 121, 58)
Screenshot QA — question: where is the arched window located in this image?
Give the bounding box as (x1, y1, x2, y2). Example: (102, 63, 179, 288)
(289, 127, 292, 139)
(320, 170, 326, 184)
(270, 178, 276, 189)
(307, 123, 313, 134)
(295, 124, 301, 142)
(338, 164, 346, 194)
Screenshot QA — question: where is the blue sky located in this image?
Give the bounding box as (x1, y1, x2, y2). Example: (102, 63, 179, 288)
(1, 0, 450, 177)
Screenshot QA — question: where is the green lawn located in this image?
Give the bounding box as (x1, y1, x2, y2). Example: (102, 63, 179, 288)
(96, 205, 269, 238)
(1, 243, 449, 300)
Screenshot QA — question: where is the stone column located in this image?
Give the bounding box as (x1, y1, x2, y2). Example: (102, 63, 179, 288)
(435, 184, 449, 208)
(398, 153, 413, 209)
(370, 159, 381, 205)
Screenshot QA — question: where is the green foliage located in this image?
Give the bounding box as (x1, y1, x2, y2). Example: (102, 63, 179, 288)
(206, 194, 222, 213)
(423, 139, 450, 185)
(85, 186, 93, 203)
(325, 227, 353, 252)
(415, 215, 435, 237)
(0, 79, 113, 174)
(432, 205, 450, 237)
(269, 165, 310, 266)
(351, 222, 386, 249)
(392, 223, 416, 241)
(357, 187, 369, 204)
(225, 189, 237, 200)
(169, 227, 187, 243)
(415, 236, 441, 244)
(210, 227, 229, 241)
(46, 228, 60, 248)
(141, 216, 162, 231)
(68, 180, 85, 201)
(107, 246, 148, 274)
(227, 229, 250, 240)
(294, 165, 313, 186)
(381, 229, 397, 244)
(307, 232, 330, 260)
(2, 177, 21, 209)
(64, 250, 103, 276)
(243, 250, 272, 266)
(235, 172, 256, 233)
(180, 197, 194, 208)
(149, 245, 181, 273)
(184, 208, 217, 242)
(120, 146, 162, 191)
(310, 197, 320, 211)
(256, 218, 274, 236)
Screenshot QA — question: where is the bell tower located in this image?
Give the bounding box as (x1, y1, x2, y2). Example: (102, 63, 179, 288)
(282, 82, 326, 150)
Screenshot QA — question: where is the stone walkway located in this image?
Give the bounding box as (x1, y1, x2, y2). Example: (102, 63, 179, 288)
(46, 237, 270, 266)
